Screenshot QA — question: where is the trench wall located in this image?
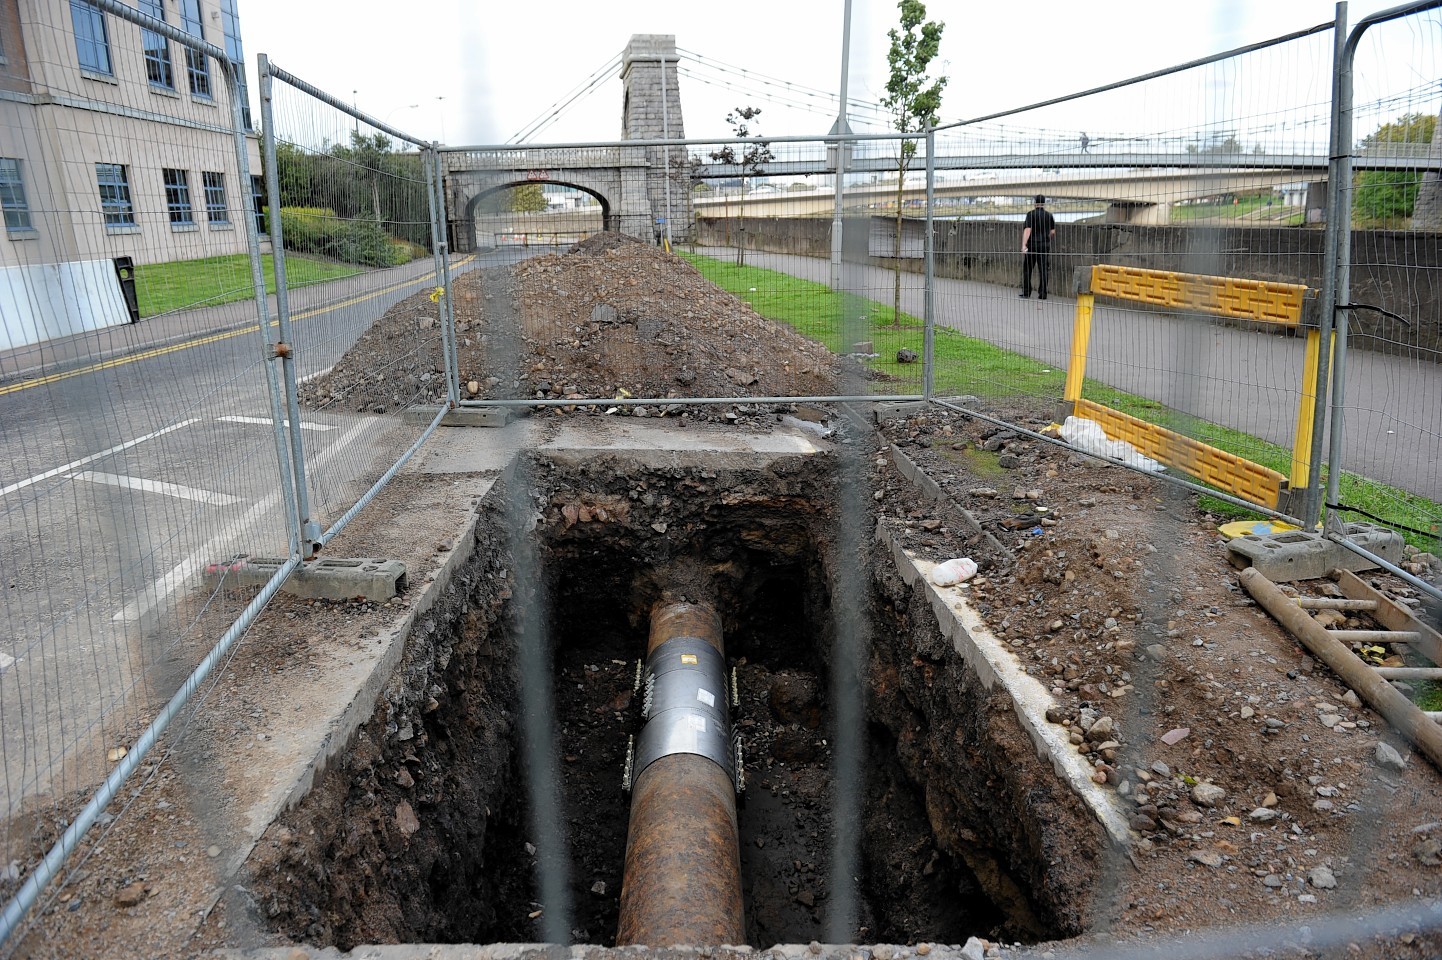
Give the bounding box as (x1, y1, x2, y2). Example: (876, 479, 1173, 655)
(694, 216, 1442, 359)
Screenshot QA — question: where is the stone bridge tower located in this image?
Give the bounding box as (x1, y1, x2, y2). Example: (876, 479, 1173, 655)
(621, 35, 695, 242)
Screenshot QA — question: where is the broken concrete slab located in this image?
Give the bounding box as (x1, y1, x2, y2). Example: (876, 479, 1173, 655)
(405, 404, 514, 427)
(203, 555, 407, 602)
(1226, 522, 1404, 582)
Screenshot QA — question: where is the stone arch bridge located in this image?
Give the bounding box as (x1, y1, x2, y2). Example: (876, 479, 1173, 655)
(444, 34, 693, 251)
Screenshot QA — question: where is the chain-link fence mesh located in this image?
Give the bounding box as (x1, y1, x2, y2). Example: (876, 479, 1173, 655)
(258, 62, 457, 545)
(1327, 10, 1442, 547)
(3, 2, 1442, 955)
(0, 0, 298, 931)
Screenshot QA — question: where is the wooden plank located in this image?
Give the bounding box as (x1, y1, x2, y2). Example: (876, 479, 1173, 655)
(1334, 570, 1442, 667)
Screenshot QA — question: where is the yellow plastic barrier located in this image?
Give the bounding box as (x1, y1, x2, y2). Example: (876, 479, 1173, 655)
(1066, 265, 1321, 511)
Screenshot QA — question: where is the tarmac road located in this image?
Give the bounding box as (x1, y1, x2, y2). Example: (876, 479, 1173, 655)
(0, 248, 541, 819)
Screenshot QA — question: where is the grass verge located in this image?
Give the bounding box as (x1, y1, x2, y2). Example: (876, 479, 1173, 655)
(135, 253, 362, 319)
(681, 250, 1441, 549)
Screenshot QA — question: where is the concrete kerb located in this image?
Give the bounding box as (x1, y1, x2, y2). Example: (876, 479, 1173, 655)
(887, 443, 1015, 566)
(875, 523, 1133, 847)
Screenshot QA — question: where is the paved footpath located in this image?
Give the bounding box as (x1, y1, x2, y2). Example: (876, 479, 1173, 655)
(697, 247, 1439, 503)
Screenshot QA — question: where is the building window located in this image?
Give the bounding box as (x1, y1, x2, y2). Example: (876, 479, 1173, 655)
(202, 171, 229, 224)
(1, 158, 34, 232)
(138, 0, 174, 90)
(251, 174, 267, 234)
(70, 1, 112, 75)
(164, 168, 194, 225)
(96, 163, 134, 227)
(220, 0, 252, 129)
(179, 0, 211, 99)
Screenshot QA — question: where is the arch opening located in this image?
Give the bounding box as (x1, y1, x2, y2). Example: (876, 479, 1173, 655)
(461, 180, 611, 252)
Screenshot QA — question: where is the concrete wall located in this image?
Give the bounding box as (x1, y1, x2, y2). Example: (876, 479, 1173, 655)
(696, 216, 1442, 359)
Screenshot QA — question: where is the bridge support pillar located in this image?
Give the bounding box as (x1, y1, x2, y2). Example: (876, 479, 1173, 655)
(621, 35, 695, 243)
(1306, 181, 1328, 224)
(1105, 201, 1170, 225)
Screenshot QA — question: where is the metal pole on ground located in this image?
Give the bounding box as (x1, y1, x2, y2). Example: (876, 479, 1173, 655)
(1301, 1, 1348, 529)
(1325, 4, 1362, 534)
(660, 55, 673, 252)
(425, 146, 460, 407)
(923, 125, 936, 400)
(829, 0, 853, 290)
(258, 53, 320, 558)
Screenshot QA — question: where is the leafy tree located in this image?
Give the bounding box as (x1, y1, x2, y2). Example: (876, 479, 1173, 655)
(709, 106, 774, 265)
(508, 183, 548, 213)
(880, 0, 945, 321)
(1355, 112, 1437, 224)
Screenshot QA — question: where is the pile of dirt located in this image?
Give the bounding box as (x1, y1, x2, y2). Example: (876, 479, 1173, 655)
(297, 235, 841, 419)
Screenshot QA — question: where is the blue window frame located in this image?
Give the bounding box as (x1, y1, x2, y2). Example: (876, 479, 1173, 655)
(70, 0, 112, 75)
(164, 168, 194, 225)
(139, 0, 174, 90)
(202, 171, 229, 224)
(179, 0, 211, 99)
(96, 163, 134, 227)
(1, 158, 34, 232)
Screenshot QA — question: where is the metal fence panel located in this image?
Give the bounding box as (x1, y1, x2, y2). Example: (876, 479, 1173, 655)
(0, 0, 297, 942)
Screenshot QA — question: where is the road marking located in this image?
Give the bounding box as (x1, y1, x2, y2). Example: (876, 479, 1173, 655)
(298, 365, 334, 385)
(0, 652, 13, 671)
(0, 419, 203, 499)
(68, 471, 242, 506)
(0, 255, 476, 399)
(217, 415, 337, 433)
(112, 419, 374, 623)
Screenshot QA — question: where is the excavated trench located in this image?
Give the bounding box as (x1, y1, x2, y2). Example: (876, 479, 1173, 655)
(246, 448, 1100, 951)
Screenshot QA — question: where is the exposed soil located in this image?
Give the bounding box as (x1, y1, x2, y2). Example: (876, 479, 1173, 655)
(869, 403, 1442, 954)
(6, 236, 1442, 960)
(297, 235, 841, 420)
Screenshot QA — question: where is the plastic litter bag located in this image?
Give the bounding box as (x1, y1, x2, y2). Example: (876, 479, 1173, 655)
(931, 557, 978, 587)
(1059, 416, 1164, 473)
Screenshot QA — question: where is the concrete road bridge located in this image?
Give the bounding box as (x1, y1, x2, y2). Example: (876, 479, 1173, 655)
(440, 33, 1439, 237)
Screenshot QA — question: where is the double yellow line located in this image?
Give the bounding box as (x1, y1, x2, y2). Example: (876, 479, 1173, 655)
(0, 256, 475, 398)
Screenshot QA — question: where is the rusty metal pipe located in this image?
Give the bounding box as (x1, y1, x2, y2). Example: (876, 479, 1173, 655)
(616, 601, 745, 946)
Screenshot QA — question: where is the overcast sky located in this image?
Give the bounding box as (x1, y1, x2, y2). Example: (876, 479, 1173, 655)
(237, 1, 1435, 148)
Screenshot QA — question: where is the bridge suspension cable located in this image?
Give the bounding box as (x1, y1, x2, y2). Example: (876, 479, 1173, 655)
(676, 46, 893, 122)
(675, 67, 887, 129)
(508, 51, 624, 144)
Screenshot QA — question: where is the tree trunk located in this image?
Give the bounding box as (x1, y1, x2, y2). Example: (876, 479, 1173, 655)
(893, 167, 904, 323)
(737, 178, 746, 267)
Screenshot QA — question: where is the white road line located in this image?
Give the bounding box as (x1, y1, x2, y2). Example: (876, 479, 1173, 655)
(0, 652, 14, 671)
(112, 419, 374, 623)
(68, 471, 242, 506)
(0, 419, 203, 499)
(217, 415, 337, 433)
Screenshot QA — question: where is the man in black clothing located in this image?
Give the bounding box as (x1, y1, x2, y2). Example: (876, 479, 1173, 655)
(1020, 194, 1056, 300)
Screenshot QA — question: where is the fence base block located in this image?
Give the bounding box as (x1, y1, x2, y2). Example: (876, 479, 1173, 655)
(406, 404, 514, 427)
(204, 555, 408, 602)
(1226, 522, 1404, 582)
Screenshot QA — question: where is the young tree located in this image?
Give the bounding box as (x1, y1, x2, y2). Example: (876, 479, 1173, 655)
(709, 106, 774, 265)
(508, 183, 548, 213)
(881, 0, 945, 321)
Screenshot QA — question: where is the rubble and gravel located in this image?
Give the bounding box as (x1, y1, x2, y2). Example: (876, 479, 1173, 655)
(298, 236, 842, 421)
